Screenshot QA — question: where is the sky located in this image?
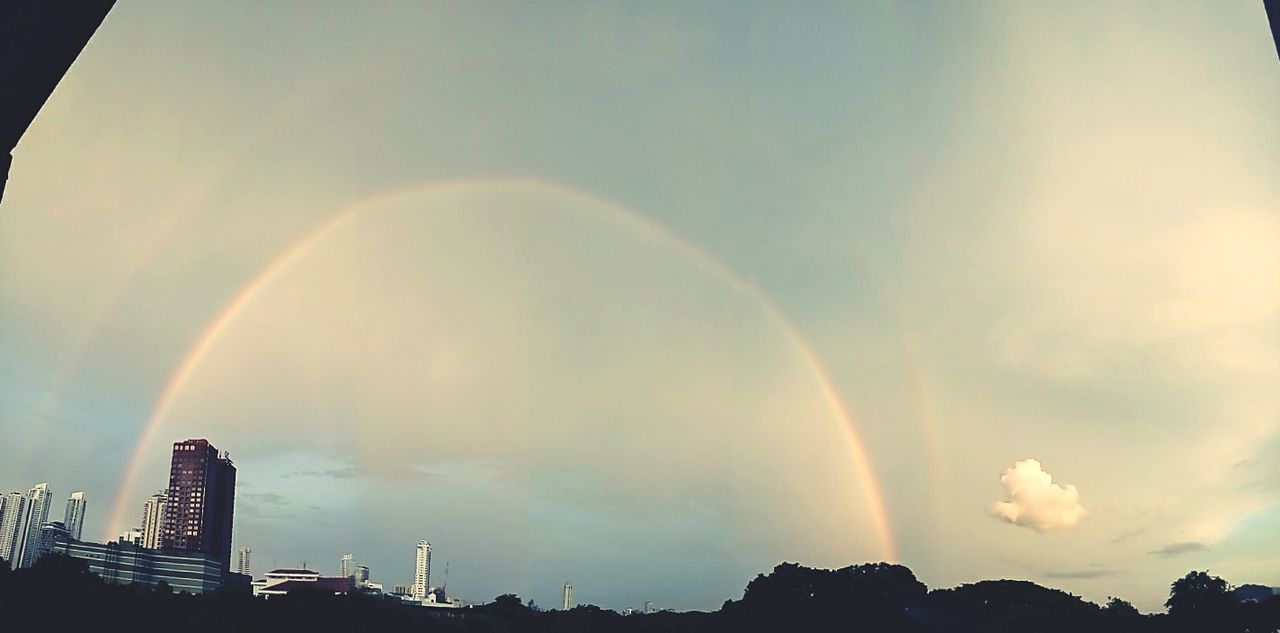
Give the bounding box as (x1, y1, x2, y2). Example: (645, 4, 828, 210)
(1, 0, 1278, 613)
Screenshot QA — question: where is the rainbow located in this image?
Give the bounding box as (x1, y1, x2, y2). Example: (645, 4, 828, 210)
(104, 178, 897, 561)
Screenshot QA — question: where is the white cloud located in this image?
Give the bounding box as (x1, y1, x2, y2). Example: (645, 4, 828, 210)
(988, 459, 1087, 531)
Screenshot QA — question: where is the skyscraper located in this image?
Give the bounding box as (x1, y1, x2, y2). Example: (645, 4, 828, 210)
(354, 564, 370, 586)
(18, 483, 52, 569)
(63, 491, 86, 541)
(339, 553, 354, 578)
(237, 546, 252, 576)
(140, 490, 167, 549)
(161, 439, 237, 571)
(412, 540, 431, 601)
(563, 582, 574, 610)
(0, 491, 26, 565)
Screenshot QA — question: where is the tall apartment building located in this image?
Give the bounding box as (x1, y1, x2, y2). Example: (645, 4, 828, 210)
(563, 582, 574, 610)
(17, 483, 52, 568)
(140, 490, 167, 549)
(0, 491, 26, 565)
(412, 540, 432, 601)
(237, 546, 252, 576)
(161, 439, 236, 571)
(63, 491, 86, 541)
(339, 553, 354, 578)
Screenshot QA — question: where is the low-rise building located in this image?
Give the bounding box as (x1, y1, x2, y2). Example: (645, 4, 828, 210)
(52, 539, 228, 594)
(422, 588, 464, 609)
(31, 521, 70, 566)
(117, 528, 144, 546)
(252, 568, 355, 598)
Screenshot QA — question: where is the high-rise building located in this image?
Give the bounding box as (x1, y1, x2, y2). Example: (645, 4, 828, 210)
(237, 546, 252, 576)
(161, 439, 236, 571)
(339, 553, 354, 578)
(140, 490, 167, 549)
(412, 540, 431, 601)
(354, 564, 370, 586)
(563, 582, 574, 610)
(0, 491, 27, 565)
(18, 483, 52, 568)
(63, 491, 86, 541)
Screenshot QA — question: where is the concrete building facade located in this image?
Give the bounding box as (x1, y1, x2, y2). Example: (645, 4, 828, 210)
(17, 483, 52, 568)
(53, 539, 229, 594)
(63, 491, 86, 541)
(412, 540, 432, 601)
(237, 546, 252, 576)
(0, 491, 26, 566)
(140, 491, 166, 549)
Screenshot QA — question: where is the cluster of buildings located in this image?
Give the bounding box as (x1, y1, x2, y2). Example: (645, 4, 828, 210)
(247, 540, 461, 608)
(2, 437, 463, 608)
(0, 484, 85, 570)
(32, 439, 243, 594)
(3, 439, 247, 593)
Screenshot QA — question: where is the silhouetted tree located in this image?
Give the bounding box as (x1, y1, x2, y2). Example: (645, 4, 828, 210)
(1105, 597, 1139, 616)
(1098, 596, 1147, 633)
(1165, 571, 1241, 633)
(2, 556, 1266, 633)
(718, 562, 928, 632)
(1240, 595, 1280, 633)
(926, 579, 1105, 633)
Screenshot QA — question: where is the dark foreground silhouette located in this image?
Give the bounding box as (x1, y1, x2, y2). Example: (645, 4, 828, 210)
(2, 556, 1278, 633)
(0, 1, 115, 204)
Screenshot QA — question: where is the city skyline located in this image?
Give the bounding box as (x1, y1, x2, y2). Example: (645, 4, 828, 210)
(1, 0, 1278, 614)
(0, 485, 95, 571)
(0, 441, 472, 605)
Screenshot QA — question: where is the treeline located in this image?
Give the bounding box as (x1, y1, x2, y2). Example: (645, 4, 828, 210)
(2, 555, 1278, 632)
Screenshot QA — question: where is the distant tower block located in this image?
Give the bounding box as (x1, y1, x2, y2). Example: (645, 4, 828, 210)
(563, 582, 574, 610)
(0, 491, 27, 565)
(412, 540, 432, 601)
(140, 491, 167, 549)
(63, 492, 86, 541)
(18, 483, 53, 568)
(237, 546, 252, 576)
(339, 553, 354, 578)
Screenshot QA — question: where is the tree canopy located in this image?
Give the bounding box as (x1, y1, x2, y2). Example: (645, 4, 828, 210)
(0, 554, 1275, 633)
